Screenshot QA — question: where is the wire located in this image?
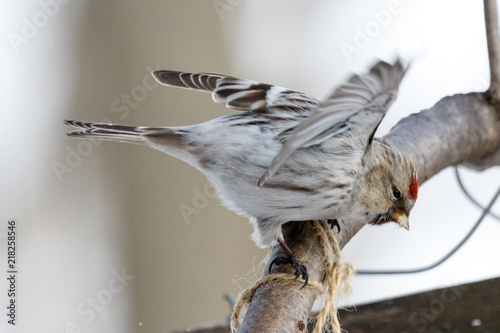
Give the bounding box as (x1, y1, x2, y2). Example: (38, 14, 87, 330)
(356, 167, 500, 275)
(455, 166, 500, 220)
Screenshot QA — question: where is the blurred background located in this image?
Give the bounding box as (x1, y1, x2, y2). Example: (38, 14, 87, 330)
(1, 0, 500, 332)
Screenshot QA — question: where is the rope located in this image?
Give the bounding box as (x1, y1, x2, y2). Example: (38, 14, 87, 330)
(312, 221, 355, 333)
(231, 220, 355, 333)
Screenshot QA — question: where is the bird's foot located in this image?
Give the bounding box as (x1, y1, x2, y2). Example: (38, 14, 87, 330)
(269, 255, 309, 288)
(269, 239, 309, 288)
(327, 219, 341, 233)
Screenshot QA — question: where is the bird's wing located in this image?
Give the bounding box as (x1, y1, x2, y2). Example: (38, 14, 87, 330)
(152, 70, 319, 114)
(258, 59, 408, 187)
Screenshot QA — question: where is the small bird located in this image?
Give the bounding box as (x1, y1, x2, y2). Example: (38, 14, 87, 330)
(65, 59, 418, 283)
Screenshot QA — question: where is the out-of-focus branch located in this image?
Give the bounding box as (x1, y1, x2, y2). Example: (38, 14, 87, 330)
(485, 0, 500, 104)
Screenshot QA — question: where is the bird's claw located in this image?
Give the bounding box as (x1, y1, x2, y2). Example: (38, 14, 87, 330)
(269, 255, 309, 288)
(327, 219, 341, 233)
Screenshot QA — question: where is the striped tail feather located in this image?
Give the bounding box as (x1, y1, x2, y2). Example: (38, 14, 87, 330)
(64, 120, 152, 144)
(63, 120, 198, 166)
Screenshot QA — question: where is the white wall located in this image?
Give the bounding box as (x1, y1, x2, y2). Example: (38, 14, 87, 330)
(1, 1, 499, 332)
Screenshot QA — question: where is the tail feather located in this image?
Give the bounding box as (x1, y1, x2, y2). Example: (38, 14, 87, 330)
(64, 120, 153, 144)
(64, 120, 196, 166)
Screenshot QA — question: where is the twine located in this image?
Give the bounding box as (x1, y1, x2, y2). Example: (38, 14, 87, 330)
(231, 220, 355, 333)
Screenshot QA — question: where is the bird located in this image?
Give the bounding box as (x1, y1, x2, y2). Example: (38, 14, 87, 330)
(65, 59, 418, 284)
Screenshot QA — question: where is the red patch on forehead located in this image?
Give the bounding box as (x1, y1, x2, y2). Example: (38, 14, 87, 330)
(409, 177, 419, 200)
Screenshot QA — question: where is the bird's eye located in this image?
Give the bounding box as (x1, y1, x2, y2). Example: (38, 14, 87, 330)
(392, 188, 402, 199)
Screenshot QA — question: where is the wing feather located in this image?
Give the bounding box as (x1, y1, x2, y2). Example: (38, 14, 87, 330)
(258, 59, 408, 186)
(152, 70, 319, 113)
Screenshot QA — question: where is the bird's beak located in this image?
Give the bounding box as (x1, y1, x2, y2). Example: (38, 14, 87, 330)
(391, 209, 409, 230)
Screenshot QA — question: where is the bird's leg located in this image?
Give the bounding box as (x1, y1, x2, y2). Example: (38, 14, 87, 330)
(269, 238, 308, 288)
(327, 219, 341, 233)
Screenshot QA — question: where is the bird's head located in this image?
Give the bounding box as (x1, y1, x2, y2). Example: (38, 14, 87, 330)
(358, 148, 418, 230)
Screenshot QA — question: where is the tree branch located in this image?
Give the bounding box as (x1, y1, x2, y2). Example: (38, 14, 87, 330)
(485, 0, 500, 103)
(237, 3, 500, 331)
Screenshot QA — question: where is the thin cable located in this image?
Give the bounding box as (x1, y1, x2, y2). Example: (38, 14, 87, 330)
(455, 166, 500, 220)
(356, 182, 500, 275)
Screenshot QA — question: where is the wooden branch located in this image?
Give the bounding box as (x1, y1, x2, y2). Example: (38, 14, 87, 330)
(382, 93, 500, 176)
(485, 0, 500, 103)
(237, 222, 327, 332)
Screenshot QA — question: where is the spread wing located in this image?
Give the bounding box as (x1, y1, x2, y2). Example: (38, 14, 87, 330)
(258, 59, 408, 187)
(152, 70, 319, 114)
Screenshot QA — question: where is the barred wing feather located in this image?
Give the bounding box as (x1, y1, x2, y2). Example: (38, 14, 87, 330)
(153, 70, 319, 114)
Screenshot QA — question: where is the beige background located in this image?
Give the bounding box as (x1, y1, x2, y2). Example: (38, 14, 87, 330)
(3, 2, 266, 332)
(2, 1, 500, 332)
